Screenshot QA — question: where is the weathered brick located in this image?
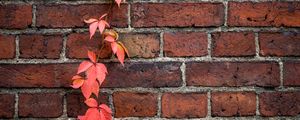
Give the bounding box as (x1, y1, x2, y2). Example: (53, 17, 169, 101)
(212, 32, 255, 57)
(0, 34, 15, 59)
(0, 94, 15, 118)
(19, 93, 63, 118)
(186, 62, 280, 87)
(113, 92, 157, 117)
(259, 32, 300, 57)
(119, 33, 160, 58)
(66, 92, 109, 117)
(164, 32, 207, 57)
(36, 4, 127, 28)
(0, 4, 32, 29)
(19, 34, 63, 59)
(284, 62, 300, 86)
(259, 92, 300, 116)
(228, 2, 300, 27)
(211, 92, 256, 117)
(0, 64, 81, 88)
(131, 3, 224, 27)
(103, 62, 182, 88)
(66, 33, 112, 59)
(162, 93, 207, 118)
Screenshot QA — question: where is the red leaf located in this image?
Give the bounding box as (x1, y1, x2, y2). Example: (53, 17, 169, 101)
(116, 44, 125, 66)
(104, 36, 115, 42)
(99, 13, 107, 20)
(99, 104, 112, 114)
(78, 115, 86, 120)
(84, 18, 98, 24)
(96, 63, 107, 85)
(77, 61, 93, 74)
(89, 22, 98, 39)
(86, 66, 97, 85)
(85, 98, 98, 108)
(81, 82, 92, 99)
(111, 42, 118, 54)
(88, 50, 97, 63)
(115, 0, 122, 7)
(99, 104, 112, 120)
(98, 20, 109, 34)
(85, 108, 100, 120)
(91, 81, 100, 97)
(71, 78, 84, 89)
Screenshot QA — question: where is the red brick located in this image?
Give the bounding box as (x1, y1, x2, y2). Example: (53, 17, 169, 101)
(0, 34, 15, 59)
(259, 92, 300, 116)
(0, 64, 81, 88)
(119, 33, 160, 58)
(259, 32, 300, 57)
(211, 92, 256, 117)
(19, 93, 63, 118)
(19, 34, 63, 59)
(164, 32, 207, 57)
(131, 3, 224, 27)
(0, 94, 15, 118)
(186, 62, 280, 87)
(0, 5, 32, 29)
(162, 93, 207, 118)
(36, 4, 127, 28)
(228, 2, 300, 27)
(284, 62, 300, 86)
(66, 92, 109, 117)
(103, 62, 182, 88)
(66, 33, 112, 59)
(113, 92, 157, 117)
(212, 32, 255, 57)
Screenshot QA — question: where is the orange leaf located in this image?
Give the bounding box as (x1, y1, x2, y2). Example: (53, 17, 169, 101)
(111, 42, 118, 54)
(77, 61, 93, 74)
(116, 44, 125, 66)
(71, 78, 84, 89)
(72, 75, 82, 80)
(88, 50, 97, 63)
(85, 98, 98, 108)
(104, 35, 115, 42)
(84, 18, 98, 24)
(117, 41, 129, 57)
(86, 66, 97, 85)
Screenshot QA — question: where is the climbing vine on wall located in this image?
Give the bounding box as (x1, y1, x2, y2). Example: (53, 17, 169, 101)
(70, 0, 128, 119)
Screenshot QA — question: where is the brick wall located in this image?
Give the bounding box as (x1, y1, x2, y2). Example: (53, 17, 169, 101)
(0, 0, 299, 119)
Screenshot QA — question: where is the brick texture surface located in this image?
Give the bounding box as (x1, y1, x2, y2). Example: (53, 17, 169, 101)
(212, 32, 255, 57)
(211, 92, 256, 117)
(113, 92, 157, 117)
(0, 34, 15, 59)
(0, 0, 299, 119)
(18, 93, 63, 118)
(0, 94, 15, 118)
(0, 4, 32, 29)
(131, 3, 224, 27)
(186, 62, 280, 87)
(259, 92, 300, 116)
(164, 32, 207, 57)
(162, 93, 207, 118)
(228, 2, 300, 27)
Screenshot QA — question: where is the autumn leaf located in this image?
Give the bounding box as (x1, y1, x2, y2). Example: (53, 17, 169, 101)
(115, 0, 124, 7)
(84, 14, 110, 39)
(99, 104, 112, 120)
(116, 43, 125, 66)
(70, 75, 84, 89)
(85, 98, 98, 108)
